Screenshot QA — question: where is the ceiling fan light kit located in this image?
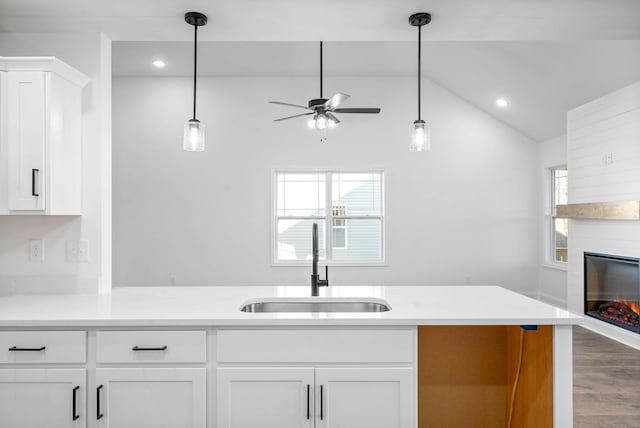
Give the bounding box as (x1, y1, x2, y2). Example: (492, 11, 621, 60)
(183, 11, 208, 152)
(269, 41, 381, 142)
(409, 12, 432, 152)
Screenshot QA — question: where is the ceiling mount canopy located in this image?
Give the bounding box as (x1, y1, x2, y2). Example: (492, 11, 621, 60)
(409, 12, 431, 152)
(183, 11, 208, 152)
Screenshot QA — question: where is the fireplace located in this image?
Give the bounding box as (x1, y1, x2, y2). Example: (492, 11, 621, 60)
(584, 252, 640, 333)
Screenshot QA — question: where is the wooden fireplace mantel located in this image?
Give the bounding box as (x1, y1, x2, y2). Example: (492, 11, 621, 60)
(555, 200, 640, 220)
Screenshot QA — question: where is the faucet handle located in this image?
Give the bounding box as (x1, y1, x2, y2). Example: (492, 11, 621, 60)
(319, 265, 329, 288)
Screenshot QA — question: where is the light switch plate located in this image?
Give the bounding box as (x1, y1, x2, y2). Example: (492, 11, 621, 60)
(67, 240, 89, 262)
(29, 239, 45, 262)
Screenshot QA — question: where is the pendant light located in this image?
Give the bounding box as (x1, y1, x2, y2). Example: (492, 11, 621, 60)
(409, 12, 431, 152)
(183, 12, 208, 151)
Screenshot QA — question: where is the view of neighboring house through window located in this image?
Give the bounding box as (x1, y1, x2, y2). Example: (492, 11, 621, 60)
(275, 171, 383, 263)
(552, 167, 569, 262)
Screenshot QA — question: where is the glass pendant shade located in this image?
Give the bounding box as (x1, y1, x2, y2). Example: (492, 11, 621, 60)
(410, 119, 430, 152)
(183, 119, 205, 151)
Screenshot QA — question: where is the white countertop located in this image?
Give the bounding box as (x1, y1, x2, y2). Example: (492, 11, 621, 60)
(0, 285, 581, 327)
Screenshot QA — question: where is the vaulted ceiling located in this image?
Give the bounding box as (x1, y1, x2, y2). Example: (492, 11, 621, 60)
(112, 41, 640, 141)
(2, 0, 639, 141)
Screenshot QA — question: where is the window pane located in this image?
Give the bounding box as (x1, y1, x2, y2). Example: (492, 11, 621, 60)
(333, 226, 347, 249)
(554, 218, 568, 262)
(277, 219, 325, 261)
(332, 173, 381, 216)
(277, 173, 326, 217)
(332, 219, 381, 261)
(553, 168, 568, 205)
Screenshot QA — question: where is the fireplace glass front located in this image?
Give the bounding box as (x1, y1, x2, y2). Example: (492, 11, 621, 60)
(584, 252, 640, 333)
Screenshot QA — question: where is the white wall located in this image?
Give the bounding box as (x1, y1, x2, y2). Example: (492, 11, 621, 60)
(0, 33, 112, 294)
(113, 75, 538, 291)
(567, 81, 640, 349)
(537, 136, 569, 307)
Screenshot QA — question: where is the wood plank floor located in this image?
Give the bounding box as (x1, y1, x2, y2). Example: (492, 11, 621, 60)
(574, 326, 640, 427)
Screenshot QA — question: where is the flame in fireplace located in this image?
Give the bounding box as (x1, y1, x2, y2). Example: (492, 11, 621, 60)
(617, 299, 640, 315)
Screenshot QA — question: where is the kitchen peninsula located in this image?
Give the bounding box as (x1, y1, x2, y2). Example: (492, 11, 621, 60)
(0, 285, 579, 428)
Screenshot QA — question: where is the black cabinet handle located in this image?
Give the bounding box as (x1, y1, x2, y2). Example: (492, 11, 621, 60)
(132, 346, 168, 351)
(320, 385, 324, 420)
(31, 168, 39, 197)
(72, 386, 80, 421)
(306, 384, 310, 420)
(96, 385, 104, 420)
(8, 346, 46, 352)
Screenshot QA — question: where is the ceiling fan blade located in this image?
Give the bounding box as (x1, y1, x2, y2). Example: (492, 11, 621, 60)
(269, 101, 310, 110)
(324, 93, 350, 109)
(274, 112, 314, 122)
(333, 108, 381, 114)
(326, 112, 340, 125)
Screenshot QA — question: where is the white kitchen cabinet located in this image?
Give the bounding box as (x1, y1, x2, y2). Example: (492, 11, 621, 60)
(0, 368, 86, 428)
(315, 368, 413, 428)
(217, 367, 413, 428)
(0, 57, 89, 215)
(94, 368, 206, 428)
(217, 367, 315, 428)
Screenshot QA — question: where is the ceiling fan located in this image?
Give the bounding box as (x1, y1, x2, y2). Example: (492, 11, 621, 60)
(269, 41, 381, 136)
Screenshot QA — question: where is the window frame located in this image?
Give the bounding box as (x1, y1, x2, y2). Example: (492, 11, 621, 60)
(271, 169, 386, 266)
(544, 165, 569, 270)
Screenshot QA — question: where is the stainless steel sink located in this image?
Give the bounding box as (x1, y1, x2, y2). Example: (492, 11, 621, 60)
(239, 297, 391, 313)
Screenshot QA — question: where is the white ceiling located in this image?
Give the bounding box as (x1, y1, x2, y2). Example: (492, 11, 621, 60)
(113, 41, 640, 141)
(1, 0, 640, 41)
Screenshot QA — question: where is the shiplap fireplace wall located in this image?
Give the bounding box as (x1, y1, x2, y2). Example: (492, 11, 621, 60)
(567, 82, 640, 349)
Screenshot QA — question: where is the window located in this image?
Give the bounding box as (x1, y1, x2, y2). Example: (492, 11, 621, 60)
(274, 171, 383, 263)
(550, 167, 569, 263)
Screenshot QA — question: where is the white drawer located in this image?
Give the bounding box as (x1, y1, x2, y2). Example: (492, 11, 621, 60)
(0, 331, 86, 364)
(217, 329, 415, 363)
(96, 330, 207, 363)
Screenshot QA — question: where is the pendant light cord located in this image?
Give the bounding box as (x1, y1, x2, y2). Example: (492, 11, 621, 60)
(320, 41, 323, 98)
(193, 24, 198, 121)
(417, 25, 422, 121)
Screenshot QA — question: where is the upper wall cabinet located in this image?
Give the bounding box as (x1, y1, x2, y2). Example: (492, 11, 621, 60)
(0, 57, 89, 215)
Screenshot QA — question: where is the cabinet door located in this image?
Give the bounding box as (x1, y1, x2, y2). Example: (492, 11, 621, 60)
(217, 367, 314, 428)
(315, 368, 414, 428)
(7, 71, 46, 211)
(95, 368, 205, 428)
(0, 368, 86, 428)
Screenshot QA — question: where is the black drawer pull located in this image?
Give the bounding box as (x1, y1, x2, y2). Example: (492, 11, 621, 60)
(9, 346, 46, 352)
(132, 346, 168, 351)
(97, 385, 104, 420)
(72, 386, 80, 421)
(320, 385, 324, 420)
(32, 168, 39, 197)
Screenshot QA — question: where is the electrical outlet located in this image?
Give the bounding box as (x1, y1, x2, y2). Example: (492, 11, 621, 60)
(67, 240, 89, 262)
(29, 239, 45, 262)
(602, 152, 614, 165)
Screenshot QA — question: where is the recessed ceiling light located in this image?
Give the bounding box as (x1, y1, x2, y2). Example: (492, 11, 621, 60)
(152, 60, 166, 68)
(496, 98, 508, 108)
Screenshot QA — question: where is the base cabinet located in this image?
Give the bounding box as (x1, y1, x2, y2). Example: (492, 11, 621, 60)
(95, 368, 206, 428)
(315, 368, 413, 428)
(217, 368, 314, 428)
(0, 368, 86, 428)
(217, 367, 413, 428)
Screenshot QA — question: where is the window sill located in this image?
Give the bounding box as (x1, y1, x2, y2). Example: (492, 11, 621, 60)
(272, 261, 388, 267)
(542, 262, 568, 272)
